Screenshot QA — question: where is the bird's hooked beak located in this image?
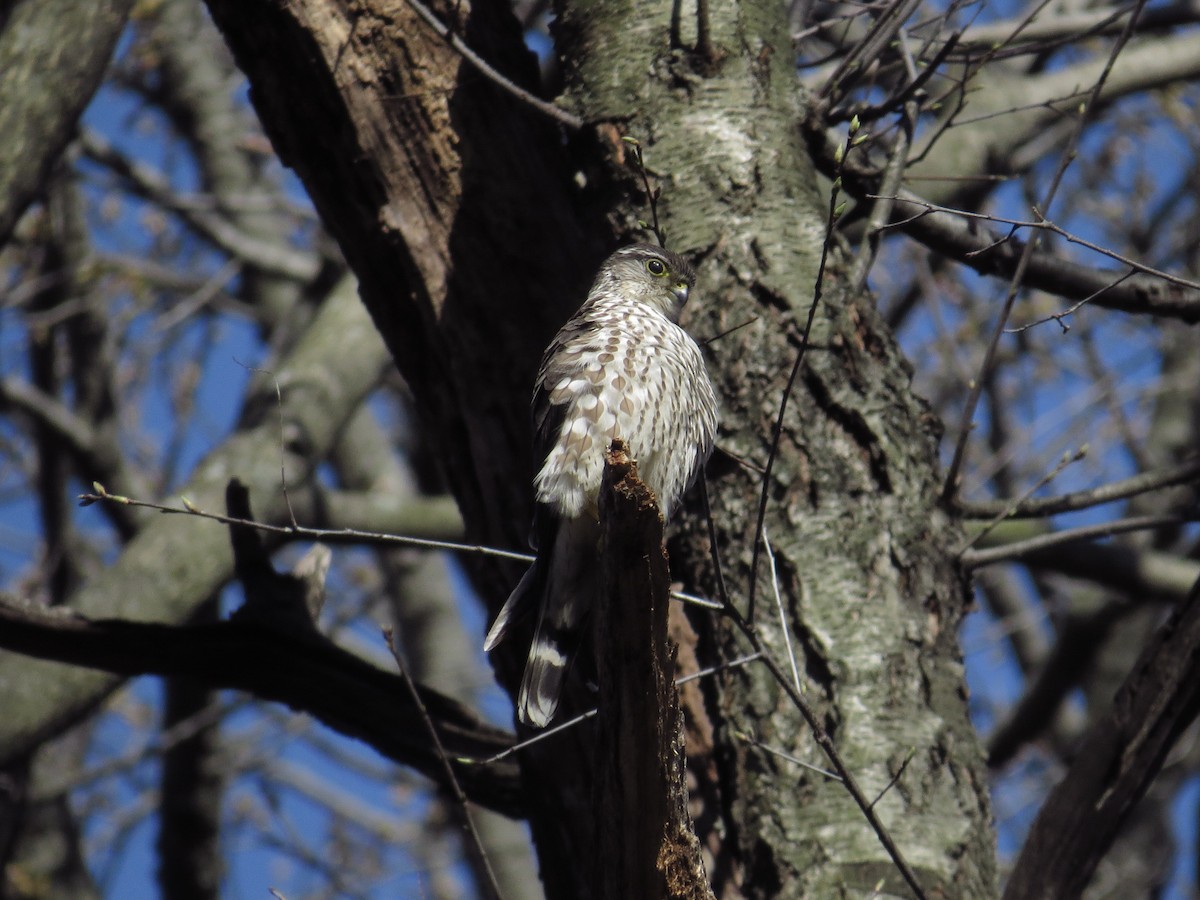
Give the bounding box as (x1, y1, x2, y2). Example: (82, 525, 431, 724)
(672, 281, 690, 307)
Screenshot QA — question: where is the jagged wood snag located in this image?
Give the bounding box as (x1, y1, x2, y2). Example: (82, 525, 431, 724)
(595, 441, 712, 900)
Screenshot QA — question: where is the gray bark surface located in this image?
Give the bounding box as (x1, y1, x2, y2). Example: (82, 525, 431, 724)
(0, 0, 133, 245)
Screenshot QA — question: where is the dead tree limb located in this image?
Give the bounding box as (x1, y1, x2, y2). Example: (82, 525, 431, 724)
(594, 441, 713, 900)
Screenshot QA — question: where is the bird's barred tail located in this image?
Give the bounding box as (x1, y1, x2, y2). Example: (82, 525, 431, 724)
(517, 617, 572, 727)
(486, 557, 570, 726)
(502, 516, 598, 727)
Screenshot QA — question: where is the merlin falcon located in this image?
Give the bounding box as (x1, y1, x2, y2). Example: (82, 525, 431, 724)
(485, 243, 719, 727)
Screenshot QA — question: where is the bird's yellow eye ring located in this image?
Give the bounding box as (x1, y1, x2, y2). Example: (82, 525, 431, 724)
(645, 258, 667, 277)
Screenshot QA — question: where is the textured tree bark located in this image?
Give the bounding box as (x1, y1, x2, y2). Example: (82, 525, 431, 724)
(594, 443, 713, 900)
(203, 0, 594, 543)
(0, 0, 133, 246)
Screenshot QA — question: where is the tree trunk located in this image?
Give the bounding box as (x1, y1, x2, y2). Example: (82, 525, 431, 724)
(555, 1, 997, 895)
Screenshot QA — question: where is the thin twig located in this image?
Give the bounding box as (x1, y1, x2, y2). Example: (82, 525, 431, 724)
(803, 105, 1200, 319)
(233, 361, 302, 528)
(1005, 270, 1137, 333)
(677, 652, 764, 685)
(700, 473, 734, 618)
(154, 257, 242, 333)
(870, 750, 915, 809)
(820, 0, 926, 102)
(673, 589, 723, 610)
(701, 315, 760, 346)
(736, 732, 842, 780)
(941, 0, 1150, 503)
(401, 0, 582, 129)
(473, 709, 599, 765)
(957, 447, 1087, 552)
(621, 137, 666, 247)
(79, 487, 720, 611)
(762, 525, 803, 692)
(836, 25, 962, 125)
(746, 119, 854, 623)
(382, 627, 505, 900)
(80, 484, 533, 561)
(848, 113, 911, 293)
(867, 193, 1200, 294)
(469, 652, 763, 765)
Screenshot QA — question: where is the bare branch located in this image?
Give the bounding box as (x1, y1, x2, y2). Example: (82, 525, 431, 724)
(0, 592, 522, 815)
(79, 486, 722, 611)
(986, 598, 1124, 768)
(400, 0, 582, 129)
(0, 377, 100, 459)
(0, 278, 389, 762)
(962, 515, 1198, 569)
(819, 0, 926, 103)
(80, 130, 322, 282)
(958, 457, 1200, 519)
(969, 524, 1200, 599)
(384, 627, 505, 900)
(927, 0, 1200, 56)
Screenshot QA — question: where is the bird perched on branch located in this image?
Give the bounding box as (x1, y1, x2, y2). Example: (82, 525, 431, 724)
(484, 243, 719, 727)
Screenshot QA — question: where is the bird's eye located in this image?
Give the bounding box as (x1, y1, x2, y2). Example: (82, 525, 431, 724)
(645, 258, 667, 277)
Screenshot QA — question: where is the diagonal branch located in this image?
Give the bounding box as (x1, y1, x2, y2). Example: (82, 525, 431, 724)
(80, 130, 322, 282)
(967, 522, 1199, 600)
(948, 0, 1200, 50)
(1002, 575, 1200, 899)
(0, 0, 133, 245)
(957, 456, 1200, 519)
(961, 514, 1198, 568)
(400, 0, 581, 129)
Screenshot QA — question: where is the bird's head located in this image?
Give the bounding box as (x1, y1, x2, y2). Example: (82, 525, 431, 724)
(599, 244, 697, 322)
